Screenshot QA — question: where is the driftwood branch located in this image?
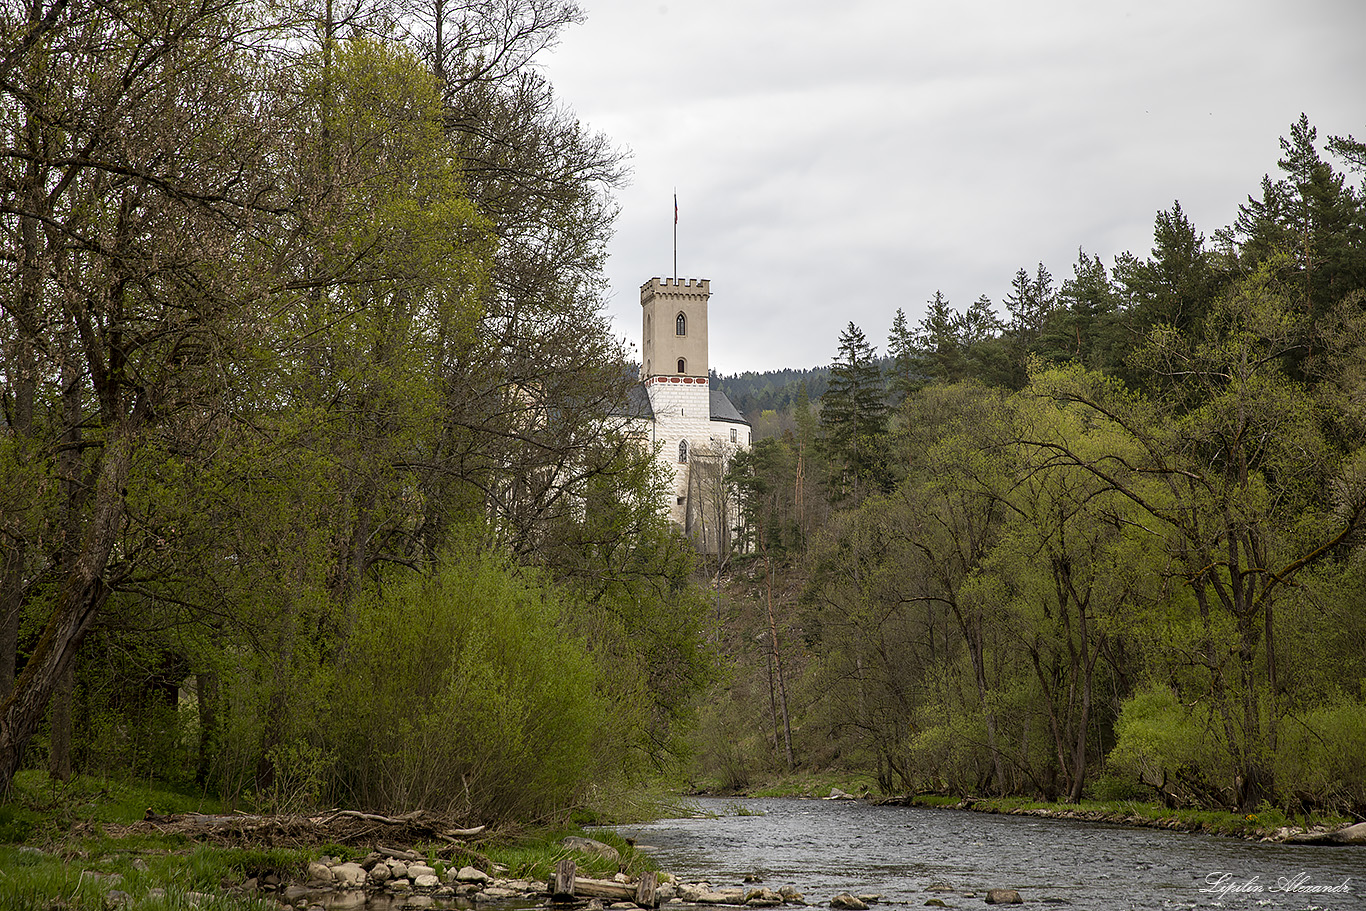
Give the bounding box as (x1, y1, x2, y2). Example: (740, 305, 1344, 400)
(107, 809, 485, 848)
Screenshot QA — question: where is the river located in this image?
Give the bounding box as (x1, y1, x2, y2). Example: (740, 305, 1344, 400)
(610, 797, 1361, 910)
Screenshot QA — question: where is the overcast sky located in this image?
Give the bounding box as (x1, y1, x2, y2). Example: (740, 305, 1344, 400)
(541, 0, 1365, 374)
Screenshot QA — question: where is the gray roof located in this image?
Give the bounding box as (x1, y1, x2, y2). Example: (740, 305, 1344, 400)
(624, 383, 654, 420)
(614, 383, 748, 427)
(710, 388, 749, 425)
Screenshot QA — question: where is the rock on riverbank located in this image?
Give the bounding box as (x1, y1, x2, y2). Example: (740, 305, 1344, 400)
(263, 857, 904, 911)
(263, 853, 550, 907)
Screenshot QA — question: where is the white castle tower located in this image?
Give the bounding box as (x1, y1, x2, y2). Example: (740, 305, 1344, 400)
(636, 277, 750, 551)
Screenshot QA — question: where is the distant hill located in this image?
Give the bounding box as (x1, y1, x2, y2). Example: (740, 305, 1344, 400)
(712, 366, 831, 420)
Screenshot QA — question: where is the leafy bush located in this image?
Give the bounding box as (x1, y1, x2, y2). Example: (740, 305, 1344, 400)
(1107, 685, 1235, 808)
(1087, 773, 1155, 803)
(902, 706, 994, 794)
(255, 741, 333, 814)
(326, 546, 610, 821)
(0, 804, 39, 843)
(1274, 698, 1366, 816)
(690, 687, 759, 792)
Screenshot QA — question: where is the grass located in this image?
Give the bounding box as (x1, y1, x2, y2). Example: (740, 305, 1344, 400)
(1, 769, 661, 909)
(0, 842, 284, 911)
(0, 771, 328, 910)
(573, 780, 705, 826)
(693, 769, 879, 800)
(899, 794, 1352, 839)
(469, 825, 655, 882)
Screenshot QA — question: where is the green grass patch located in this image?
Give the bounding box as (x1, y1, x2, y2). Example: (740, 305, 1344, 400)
(467, 826, 655, 883)
(0, 771, 319, 910)
(7, 769, 226, 843)
(735, 770, 877, 800)
(0, 842, 283, 911)
(901, 794, 1349, 839)
(1, 768, 685, 909)
(574, 781, 704, 825)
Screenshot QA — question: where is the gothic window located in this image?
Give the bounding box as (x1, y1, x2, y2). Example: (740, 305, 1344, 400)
(677, 357, 686, 374)
(678, 439, 689, 463)
(676, 312, 687, 336)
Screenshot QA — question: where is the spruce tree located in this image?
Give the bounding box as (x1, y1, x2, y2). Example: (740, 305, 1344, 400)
(820, 322, 890, 502)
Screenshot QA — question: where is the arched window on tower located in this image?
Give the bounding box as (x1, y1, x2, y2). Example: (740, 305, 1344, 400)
(678, 439, 689, 463)
(677, 357, 686, 374)
(676, 312, 687, 336)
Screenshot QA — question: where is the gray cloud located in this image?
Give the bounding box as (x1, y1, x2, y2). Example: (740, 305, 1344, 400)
(544, 0, 1366, 372)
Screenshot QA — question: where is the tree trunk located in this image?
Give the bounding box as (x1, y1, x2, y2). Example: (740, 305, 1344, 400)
(764, 549, 794, 770)
(0, 125, 43, 700)
(196, 671, 220, 789)
(956, 606, 1007, 795)
(0, 429, 131, 796)
(0, 550, 23, 702)
(1068, 606, 1095, 804)
(48, 661, 75, 782)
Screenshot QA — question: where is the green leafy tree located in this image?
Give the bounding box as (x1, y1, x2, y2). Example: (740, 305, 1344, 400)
(959, 294, 1010, 386)
(0, 0, 303, 794)
(1114, 201, 1221, 339)
(976, 388, 1158, 801)
(730, 438, 797, 768)
(1024, 273, 1366, 809)
(914, 291, 966, 386)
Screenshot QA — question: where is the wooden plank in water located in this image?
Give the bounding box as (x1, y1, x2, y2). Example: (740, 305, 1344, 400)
(572, 877, 637, 901)
(552, 859, 576, 898)
(635, 871, 658, 907)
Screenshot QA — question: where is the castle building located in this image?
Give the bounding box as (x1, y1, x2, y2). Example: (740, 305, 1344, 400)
(631, 277, 750, 551)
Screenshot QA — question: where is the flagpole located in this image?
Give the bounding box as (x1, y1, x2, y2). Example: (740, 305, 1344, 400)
(673, 190, 678, 282)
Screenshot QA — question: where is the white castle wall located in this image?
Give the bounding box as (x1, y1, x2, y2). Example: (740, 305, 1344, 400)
(646, 376, 718, 526)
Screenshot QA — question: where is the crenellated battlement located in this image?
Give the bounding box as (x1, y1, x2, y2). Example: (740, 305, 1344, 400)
(640, 276, 710, 305)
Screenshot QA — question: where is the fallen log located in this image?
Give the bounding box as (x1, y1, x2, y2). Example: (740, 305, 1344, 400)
(548, 862, 658, 908)
(109, 809, 486, 849)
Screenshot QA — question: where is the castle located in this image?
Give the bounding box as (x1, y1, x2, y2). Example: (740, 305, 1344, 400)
(630, 277, 750, 552)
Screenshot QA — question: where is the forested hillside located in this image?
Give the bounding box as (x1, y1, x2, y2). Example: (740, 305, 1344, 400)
(0, 0, 711, 819)
(714, 115, 1366, 817)
(714, 367, 832, 419)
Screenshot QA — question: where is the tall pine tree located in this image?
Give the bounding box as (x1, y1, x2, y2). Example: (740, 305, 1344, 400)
(820, 322, 890, 502)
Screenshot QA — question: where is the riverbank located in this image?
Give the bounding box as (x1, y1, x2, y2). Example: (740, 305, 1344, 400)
(874, 794, 1366, 843)
(0, 770, 651, 910)
(693, 770, 1359, 844)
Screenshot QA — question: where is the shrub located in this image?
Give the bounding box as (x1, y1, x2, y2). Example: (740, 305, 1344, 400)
(902, 706, 994, 795)
(326, 546, 610, 821)
(1274, 698, 1366, 817)
(1107, 685, 1234, 808)
(1087, 773, 1155, 803)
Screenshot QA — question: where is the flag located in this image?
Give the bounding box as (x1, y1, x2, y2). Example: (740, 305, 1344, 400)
(674, 193, 678, 225)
